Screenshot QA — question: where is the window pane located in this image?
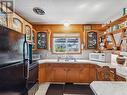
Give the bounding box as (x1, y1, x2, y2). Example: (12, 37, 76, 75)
(53, 34, 80, 53)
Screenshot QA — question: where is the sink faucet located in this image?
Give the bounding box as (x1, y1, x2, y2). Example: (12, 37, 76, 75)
(57, 56, 61, 62)
(65, 56, 77, 62)
(57, 56, 77, 62)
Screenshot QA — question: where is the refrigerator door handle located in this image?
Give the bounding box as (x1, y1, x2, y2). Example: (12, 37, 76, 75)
(26, 43, 30, 79)
(23, 41, 26, 79)
(23, 41, 30, 79)
(23, 41, 26, 60)
(26, 60, 29, 79)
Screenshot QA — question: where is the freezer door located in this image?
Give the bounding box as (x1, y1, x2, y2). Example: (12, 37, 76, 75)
(0, 63, 26, 90)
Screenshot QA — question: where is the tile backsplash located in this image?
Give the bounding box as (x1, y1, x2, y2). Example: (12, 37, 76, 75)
(33, 50, 112, 63)
(34, 50, 93, 59)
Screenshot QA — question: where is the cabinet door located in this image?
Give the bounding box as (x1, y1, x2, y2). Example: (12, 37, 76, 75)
(66, 68, 80, 83)
(45, 64, 54, 82)
(54, 67, 66, 82)
(89, 64, 98, 82)
(32, 29, 36, 50)
(0, 10, 8, 27)
(12, 13, 24, 33)
(87, 31, 97, 49)
(37, 32, 47, 49)
(38, 64, 46, 84)
(79, 65, 90, 83)
(23, 20, 32, 40)
(25, 25, 32, 41)
(13, 18, 23, 33)
(116, 75, 126, 81)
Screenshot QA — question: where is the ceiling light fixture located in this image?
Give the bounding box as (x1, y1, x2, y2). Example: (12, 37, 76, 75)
(33, 7, 45, 15)
(64, 23, 70, 27)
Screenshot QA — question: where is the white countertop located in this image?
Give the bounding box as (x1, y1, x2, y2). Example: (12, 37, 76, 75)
(38, 59, 106, 64)
(90, 81, 127, 95)
(38, 59, 127, 80)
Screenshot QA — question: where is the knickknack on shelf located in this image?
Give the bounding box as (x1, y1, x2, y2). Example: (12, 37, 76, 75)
(37, 32, 47, 49)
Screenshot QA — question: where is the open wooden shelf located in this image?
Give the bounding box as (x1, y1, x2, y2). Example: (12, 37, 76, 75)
(102, 27, 127, 36)
(99, 14, 127, 31)
(98, 14, 127, 50)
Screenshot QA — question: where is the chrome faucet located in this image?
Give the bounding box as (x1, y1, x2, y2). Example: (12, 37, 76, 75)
(57, 56, 61, 62)
(57, 55, 77, 62)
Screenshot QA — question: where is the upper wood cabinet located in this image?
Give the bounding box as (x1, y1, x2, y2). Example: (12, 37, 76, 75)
(9, 13, 24, 33)
(32, 29, 37, 50)
(13, 18, 23, 33)
(37, 32, 48, 49)
(24, 20, 32, 41)
(1, 4, 33, 38)
(0, 11, 8, 27)
(0, 3, 10, 27)
(86, 31, 98, 49)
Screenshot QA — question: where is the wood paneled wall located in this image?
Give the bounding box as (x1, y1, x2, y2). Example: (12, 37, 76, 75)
(33, 24, 102, 50)
(33, 24, 101, 42)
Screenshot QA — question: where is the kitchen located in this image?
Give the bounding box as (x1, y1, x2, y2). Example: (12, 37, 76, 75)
(0, 0, 127, 95)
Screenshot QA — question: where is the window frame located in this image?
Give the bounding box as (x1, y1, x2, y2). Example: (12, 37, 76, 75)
(52, 33, 81, 54)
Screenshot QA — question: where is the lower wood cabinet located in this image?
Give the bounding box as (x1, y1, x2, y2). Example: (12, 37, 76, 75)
(38, 63, 126, 84)
(38, 64, 46, 83)
(45, 64, 54, 82)
(89, 64, 100, 82)
(66, 67, 80, 83)
(53, 67, 66, 82)
(79, 65, 90, 83)
(116, 75, 126, 81)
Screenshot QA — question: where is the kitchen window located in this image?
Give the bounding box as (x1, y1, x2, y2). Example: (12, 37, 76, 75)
(53, 33, 80, 53)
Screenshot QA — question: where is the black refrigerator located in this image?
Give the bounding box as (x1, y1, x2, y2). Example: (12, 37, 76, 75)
(0, 25, 38, 95)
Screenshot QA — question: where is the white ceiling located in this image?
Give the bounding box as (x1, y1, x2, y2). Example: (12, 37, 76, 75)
(14, 0, 127, 24)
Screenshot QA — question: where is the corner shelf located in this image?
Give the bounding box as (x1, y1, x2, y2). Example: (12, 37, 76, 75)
(98, 14, 127, 50)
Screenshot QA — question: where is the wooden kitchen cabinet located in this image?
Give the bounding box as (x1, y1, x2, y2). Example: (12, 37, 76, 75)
(66, 67, 80, 83)
(38, 63, 126, 84)
(37, 32, 48, 49)
(79, 64, 90, 83)
(12, 13, 24, 33)
(116, 75, 126, 81)
(24, 21, 32, 41)
(86, 31, 98, 49)
(54, 66, 66, 82)
(38, 64, 46, 83)
(45, 64, 55, 82)
(89, 64, 100, 82)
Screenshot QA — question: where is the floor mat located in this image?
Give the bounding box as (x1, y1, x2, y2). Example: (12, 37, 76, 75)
(46, 84, 94, 95)
(64, 84, 94, 95)
(46, 84, 64, 95)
